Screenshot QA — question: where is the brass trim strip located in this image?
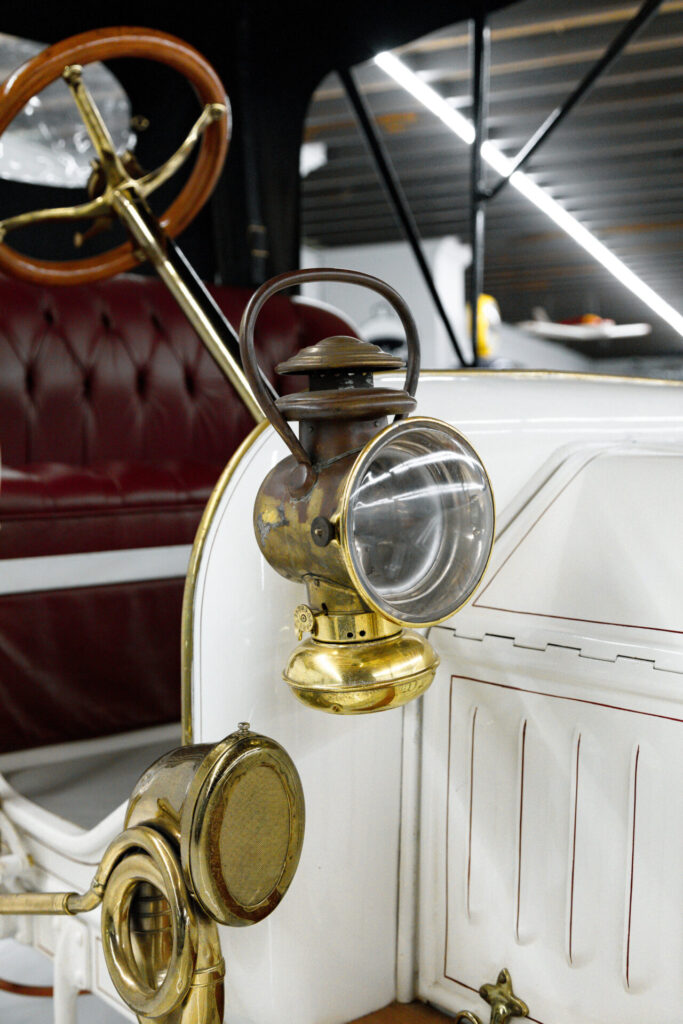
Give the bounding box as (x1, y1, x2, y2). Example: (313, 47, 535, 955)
(181, 421, 270, 744)
(414, 368, 683, 386)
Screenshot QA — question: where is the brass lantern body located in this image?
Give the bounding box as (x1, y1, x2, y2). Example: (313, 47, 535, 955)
(240, 269, 444, 714)
(254, 414, 440, 714)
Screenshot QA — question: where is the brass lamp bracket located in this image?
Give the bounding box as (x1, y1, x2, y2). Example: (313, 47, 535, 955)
(455, 968, 530, 1024)
(294, 603, 399, 643)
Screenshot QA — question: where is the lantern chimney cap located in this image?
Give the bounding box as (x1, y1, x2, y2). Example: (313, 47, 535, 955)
(276, 336, 404, 376)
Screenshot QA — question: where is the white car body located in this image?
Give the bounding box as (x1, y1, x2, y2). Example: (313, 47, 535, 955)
(1, 370, 681, 1024)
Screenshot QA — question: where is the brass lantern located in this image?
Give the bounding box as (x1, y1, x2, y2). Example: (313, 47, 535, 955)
(240, 268, 495, 715)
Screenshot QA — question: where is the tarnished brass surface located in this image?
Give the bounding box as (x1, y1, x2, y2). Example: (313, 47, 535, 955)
(254, 448, 355, 588)
(125, 726, 305, 927)
(245, 270, 492, 713)
(179, 729, 305, 926)
(253, 412, 487, 711)
(277, 387, 415, 421)
(454, 969, 529, 1024)
(284, 630, 439, 714)
(239, 268, 420, 472)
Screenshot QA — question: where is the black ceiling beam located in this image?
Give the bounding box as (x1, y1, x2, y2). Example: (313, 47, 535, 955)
(485, 0, 665, 201)
(338, 65, 470, 365)
(469, 11, 490, 367)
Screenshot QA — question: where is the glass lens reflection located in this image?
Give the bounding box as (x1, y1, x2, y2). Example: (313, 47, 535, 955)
(346, 425, 493, 624)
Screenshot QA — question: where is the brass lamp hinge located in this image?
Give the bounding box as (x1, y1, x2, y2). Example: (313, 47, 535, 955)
(454, 968, 529, 1024)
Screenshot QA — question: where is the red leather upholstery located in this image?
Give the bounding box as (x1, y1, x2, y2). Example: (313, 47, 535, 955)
(0, 462, 216, 558)
(0, 274, 353, 753)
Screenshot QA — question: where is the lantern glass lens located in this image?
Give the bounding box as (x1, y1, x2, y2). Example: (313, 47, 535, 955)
(345, 421, 494, 625)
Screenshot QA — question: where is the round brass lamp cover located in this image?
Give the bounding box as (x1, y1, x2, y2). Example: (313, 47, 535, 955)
(180, 730, 305, 926)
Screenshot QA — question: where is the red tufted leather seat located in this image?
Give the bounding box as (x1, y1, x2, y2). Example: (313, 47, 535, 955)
(0, 274, 353, 753)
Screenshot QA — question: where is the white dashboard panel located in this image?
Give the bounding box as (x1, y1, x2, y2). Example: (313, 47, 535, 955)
(419, 638, 683, 1023)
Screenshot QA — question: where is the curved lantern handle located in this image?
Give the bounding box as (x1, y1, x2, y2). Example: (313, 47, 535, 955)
(239, 268, 421, 471)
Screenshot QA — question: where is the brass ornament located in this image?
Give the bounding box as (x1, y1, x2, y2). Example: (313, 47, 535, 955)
(294, 604, 316, 640)
(240, 268, 439, 713)
(454, 968, 530, 1024)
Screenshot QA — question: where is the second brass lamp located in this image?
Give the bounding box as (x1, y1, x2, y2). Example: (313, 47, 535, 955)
(240, 269, 495, 714)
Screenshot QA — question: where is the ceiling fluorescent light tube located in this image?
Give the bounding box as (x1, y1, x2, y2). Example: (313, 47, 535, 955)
(374, 50, 683, 337)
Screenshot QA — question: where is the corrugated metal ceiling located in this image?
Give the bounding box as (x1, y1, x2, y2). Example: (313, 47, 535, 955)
(301, 0, 683, 355)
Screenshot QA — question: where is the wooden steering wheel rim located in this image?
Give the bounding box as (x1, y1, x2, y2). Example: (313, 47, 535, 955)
(0, 26, 230, 286)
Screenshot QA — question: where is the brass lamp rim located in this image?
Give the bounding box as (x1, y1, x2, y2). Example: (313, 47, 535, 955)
(338, 415, 496, 629)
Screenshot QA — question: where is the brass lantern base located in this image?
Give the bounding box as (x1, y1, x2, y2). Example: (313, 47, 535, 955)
(283, 630, 439, 714)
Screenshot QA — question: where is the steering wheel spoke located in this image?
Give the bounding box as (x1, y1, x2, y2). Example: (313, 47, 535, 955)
(62, 63, 129, 187)
(137, 102, 227, 198)
(0, 194, 109, 243)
